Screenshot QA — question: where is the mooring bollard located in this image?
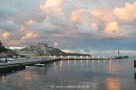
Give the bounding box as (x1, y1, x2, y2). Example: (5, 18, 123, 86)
(134, 60, 136, 68)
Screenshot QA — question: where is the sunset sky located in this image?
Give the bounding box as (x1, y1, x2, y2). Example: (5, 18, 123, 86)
(0, 0, 136, 50)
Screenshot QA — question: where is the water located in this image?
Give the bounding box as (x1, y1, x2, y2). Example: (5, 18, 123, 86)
(0, 59, 136, 90)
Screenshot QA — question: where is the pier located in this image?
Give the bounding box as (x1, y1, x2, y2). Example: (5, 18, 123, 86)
(0, 58, 59, 73)
(0, 57, 111, 73)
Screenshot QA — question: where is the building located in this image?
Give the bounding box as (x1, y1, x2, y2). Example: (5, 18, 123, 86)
(23, 42, 48, 56)
(38, 42, 48, 47)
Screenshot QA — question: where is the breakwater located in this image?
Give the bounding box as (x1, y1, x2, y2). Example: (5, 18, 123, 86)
(0, 57, 112, 74)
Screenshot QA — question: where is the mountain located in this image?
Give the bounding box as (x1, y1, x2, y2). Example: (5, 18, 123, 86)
(20, 42, 91, 57)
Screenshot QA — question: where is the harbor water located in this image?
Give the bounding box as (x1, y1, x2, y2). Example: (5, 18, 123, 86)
(0, 59, 136, 90)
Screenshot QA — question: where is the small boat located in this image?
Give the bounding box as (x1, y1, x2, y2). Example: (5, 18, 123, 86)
(34, 64, 45, 67)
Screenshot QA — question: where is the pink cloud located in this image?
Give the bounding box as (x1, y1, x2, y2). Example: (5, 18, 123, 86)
(40, 0, 64, 14)
(69, 9, 87, 24)
(113, 2, 136, 21)
(21, 31, 39, 40)
(105, 21, 119, 38)
(2, 32, 10, 39)
(53, 42, 59, 46)
(26, 19, 36, 25)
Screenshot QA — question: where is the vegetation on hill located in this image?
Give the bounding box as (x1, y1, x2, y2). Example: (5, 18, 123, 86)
(0, 41, 19, 58)
(0, 41, 91, 57)
(0, 41, 8, 53)
(20, 43, 91, 57)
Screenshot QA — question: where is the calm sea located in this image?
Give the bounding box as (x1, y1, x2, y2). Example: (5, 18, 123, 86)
(0, 58, 136, 90)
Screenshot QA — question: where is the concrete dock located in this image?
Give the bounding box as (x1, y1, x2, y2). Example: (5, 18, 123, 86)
(0, 57, 111, 73)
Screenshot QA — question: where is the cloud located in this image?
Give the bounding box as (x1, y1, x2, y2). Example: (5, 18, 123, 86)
(0, 4, 18, 20)
(21, 31, 39, 40)
(0, 0, 135, 49)
(91, 9, 115, 25)
(0, 20, 18, 31)
(2, 32, 10, 39)
(69, 9, 87, 24)
(7, 40, 20, 46)
(113, 2, 136, 21)
(26, 19, 36, 25)
(22, 1, 136, 35)
(20, 25, 26, 31)
(53, 42, 59, 46)
(39, 1, 136, 40)
(40, 0, 64, 14)
(105, 21, 119, 38)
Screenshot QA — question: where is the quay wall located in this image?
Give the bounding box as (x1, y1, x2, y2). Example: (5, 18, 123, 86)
(0, 57, 110, 74)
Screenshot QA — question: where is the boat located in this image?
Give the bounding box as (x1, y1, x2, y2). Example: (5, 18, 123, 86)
(113, 50, 129, 59)
(34, 64, 45, 67)
(114, 55, 129, 59)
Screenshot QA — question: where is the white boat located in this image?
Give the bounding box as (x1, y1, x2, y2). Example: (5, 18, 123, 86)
(34, 64, 45, 67)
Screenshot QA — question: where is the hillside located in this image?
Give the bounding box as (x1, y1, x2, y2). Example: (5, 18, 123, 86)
(0, 41, 18, 58)
(0, 41, 8, 53)
(20, 43, 91, 57)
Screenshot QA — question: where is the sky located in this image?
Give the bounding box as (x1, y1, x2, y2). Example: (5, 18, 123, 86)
(0, 0, 136, 50)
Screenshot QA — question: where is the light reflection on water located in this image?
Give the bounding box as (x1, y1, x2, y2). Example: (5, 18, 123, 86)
(0, 59, 136, 90)
(106, 77, 120, 90)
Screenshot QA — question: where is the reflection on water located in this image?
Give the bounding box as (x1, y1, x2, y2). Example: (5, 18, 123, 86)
(59, 60, 63, 68)
(0, 67, 26, 83)
(74, 60, 76, 65)
(67, 60, 70, 66)
(23, 71, 32, 81)
(80, 60, 82, 70)
(0, 59, 136, 90)
(86, 60, 88, 68)
(109, 59, 112, 73)
(134, 72, 136, 80)
(0, 75, 7, 83)
(108, 59, 119, 73)
(106, 77, 120, 90)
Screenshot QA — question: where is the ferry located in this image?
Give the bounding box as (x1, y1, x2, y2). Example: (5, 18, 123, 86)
(114, 50, 129, 59)
(114, 55, 129, 59)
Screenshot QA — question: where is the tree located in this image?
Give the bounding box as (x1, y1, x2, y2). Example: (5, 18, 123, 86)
(0, 40, 8, 53)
